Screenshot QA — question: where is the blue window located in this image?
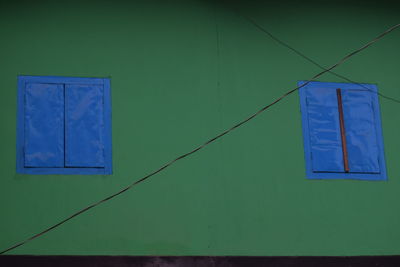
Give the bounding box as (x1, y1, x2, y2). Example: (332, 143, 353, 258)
(299, 81, 386, 180)
(16, 76, 112, 175)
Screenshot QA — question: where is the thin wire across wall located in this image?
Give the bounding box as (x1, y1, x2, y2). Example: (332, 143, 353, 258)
(1, 22, 399, 255)
(240, 13, 400, 104)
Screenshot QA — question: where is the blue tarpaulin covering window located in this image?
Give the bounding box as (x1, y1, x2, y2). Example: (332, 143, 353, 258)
(299, 81, 386, 180)
(17, 76, 112, 175)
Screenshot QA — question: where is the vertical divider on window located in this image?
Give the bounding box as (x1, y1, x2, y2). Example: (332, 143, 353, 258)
(336, 88, 350, 173)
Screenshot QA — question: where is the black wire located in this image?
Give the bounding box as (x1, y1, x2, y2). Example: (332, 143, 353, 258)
(241, 14, 400, 104)
(1, 22, 399, 255)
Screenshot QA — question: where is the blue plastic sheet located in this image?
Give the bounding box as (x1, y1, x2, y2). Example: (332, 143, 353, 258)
(17, 76, 112, 175)
(306, 87, 380, 173)
(299, 81, 386, 180)
(342, 90, 380, 173)
(306, 87, 344, 172)
(65, 84, 104, 167)
(24, 83, 64, 167)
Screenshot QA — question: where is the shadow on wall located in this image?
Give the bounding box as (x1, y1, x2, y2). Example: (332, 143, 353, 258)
(1, 0, 399, 21)
(2, 255, 400, 267)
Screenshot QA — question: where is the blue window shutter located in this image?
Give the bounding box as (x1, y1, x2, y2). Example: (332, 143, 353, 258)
(17, 76, 112, 175)
(342, 90, 380, 173)
(306, 87, 344, 172)
(65, 84, 105, 167)
(24, 83, 64, 167)
(299, 81, 387, 180)
(307, 88, 381, 174)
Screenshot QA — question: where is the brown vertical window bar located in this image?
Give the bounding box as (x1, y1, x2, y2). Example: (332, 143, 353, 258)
(336, 88, 350, 173)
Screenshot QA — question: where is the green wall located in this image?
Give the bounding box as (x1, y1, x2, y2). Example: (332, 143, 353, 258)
(0, 0, 400, 256)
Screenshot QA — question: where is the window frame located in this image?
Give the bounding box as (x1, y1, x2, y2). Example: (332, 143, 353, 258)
(16, 75, 112, 175)
(299, 81, 387, 181)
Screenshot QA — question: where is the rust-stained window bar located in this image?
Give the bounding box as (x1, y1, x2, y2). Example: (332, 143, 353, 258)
(336, 88, 350, 173)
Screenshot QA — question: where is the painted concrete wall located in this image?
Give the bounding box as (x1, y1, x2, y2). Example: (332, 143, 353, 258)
(0, 0, 399, 256)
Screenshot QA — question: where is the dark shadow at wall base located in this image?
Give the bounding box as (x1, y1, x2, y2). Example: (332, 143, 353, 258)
(1, 255, 400, 267)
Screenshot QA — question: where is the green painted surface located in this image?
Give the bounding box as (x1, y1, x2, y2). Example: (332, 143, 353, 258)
(0, 0, 399, 256)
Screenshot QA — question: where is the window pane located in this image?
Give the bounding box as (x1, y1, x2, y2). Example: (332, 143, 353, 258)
(342, 90, 380, 173)
(24, 83, 64, 167)
(306, 87, 344, 172)
(65, 84, 104, 167)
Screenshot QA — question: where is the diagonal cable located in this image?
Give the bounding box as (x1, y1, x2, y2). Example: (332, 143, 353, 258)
(241, 14, 400, 104)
